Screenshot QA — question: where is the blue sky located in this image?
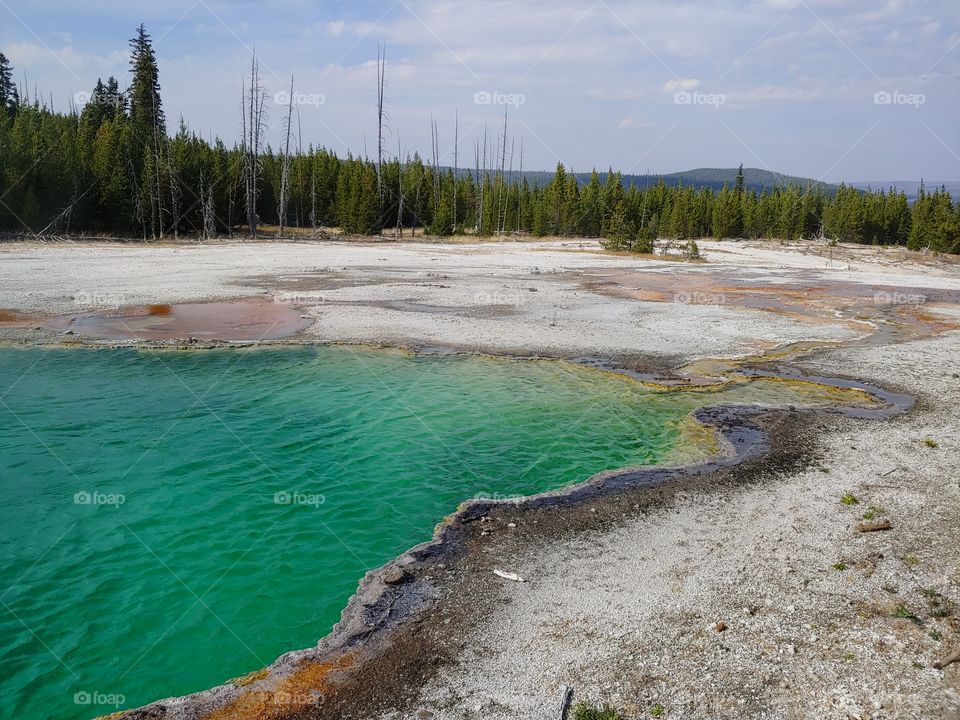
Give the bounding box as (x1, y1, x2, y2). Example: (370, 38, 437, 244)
(1, 0, 958, 181)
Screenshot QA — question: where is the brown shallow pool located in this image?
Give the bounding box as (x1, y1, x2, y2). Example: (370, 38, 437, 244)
(48, 301, 313, 341)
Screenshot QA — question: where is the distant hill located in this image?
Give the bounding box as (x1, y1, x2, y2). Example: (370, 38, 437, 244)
(851, 180, 960, 203)
(653, 167, 839, 193)
(456, 166, 840, 194)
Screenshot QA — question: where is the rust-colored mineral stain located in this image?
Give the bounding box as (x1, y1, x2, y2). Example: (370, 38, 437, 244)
(202, 654, 355, 720)
(0, 308, 43, 326)
(583, 267, 960, 345)
(49, 301, 313, 341)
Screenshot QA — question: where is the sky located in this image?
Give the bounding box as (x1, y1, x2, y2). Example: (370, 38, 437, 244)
(1, 0, 958, 182)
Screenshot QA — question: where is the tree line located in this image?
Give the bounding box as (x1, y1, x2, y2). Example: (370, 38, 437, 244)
(0, 28, 958, 254)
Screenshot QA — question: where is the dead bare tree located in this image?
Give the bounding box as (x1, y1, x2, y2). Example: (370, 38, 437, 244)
(505, 136, 514, 236)
(165, 120, 182, 241)
(241, 50, 267, 238)
(478, 124, 488, 234)
(395, 134, 404, 239)
(199, 170, 216, 240)
(430, 116, 440, 222)
(517, 136, 524, 233)
(376, 44, 386, 207)
(150, 90, 166, 239)
(278, 75, 295, 236)
(495, 106, 508, 236)
(38, 184, 97, 236)
(473, 138, 480, 235)
(452, 110, 458, 232)
(294, 105, 316, 231)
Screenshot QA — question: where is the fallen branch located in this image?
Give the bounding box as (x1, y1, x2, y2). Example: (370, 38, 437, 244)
(934, 648, 960, 670)
(493, 569, 525, 583)
(856, 520, 892, 533)
(558, 685, 573, 720)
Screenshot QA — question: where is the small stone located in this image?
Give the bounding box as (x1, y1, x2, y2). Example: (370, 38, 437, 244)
(381, 566, 408, 585)
(415, 710, 434, 720)
(715, 621, 727, 632)
(507, 522, 516, 528)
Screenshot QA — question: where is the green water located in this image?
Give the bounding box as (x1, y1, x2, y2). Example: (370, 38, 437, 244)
(0, 346, 875, 719)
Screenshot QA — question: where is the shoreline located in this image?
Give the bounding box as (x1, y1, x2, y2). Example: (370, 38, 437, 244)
(95, 347, 912, 720)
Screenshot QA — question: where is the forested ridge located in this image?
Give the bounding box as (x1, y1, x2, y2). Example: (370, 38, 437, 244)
(1, 27, 958, 254)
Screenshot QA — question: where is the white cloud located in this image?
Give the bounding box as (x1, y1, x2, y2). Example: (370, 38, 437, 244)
(663, 78, 700, 92)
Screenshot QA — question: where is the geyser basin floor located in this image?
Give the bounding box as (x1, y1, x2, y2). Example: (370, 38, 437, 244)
(0, 345, 884, 720)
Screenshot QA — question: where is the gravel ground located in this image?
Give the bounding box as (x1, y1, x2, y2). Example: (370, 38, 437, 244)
(0, 240, 869, 360)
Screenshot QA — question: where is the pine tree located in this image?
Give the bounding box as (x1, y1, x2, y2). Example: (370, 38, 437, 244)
(579, 170, 602, 236)
(711, 185, 740, 238)
(601, 200, 636, 250)
(0, 52, 18, 117)
(430, 190, 454, 236)
(128, 26, 164, 142)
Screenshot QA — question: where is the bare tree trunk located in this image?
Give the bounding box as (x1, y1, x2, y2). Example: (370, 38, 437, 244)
(396, 134, 404, 239)
(517, 137, 524, 233)
(376, 44, 386, 208)
(243, 51, 267, 239)
(200, 171, 216, 240)
(278, 75, 295, 236)
(430, 117, 440, 223)
(506, 136, 514, 236)
(167, 133, 180, 241)
(496, 106, 508, 236)
(480, 126, 488, 235)
(453, 110, 458, 232)
(151, 92, 165, 240)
